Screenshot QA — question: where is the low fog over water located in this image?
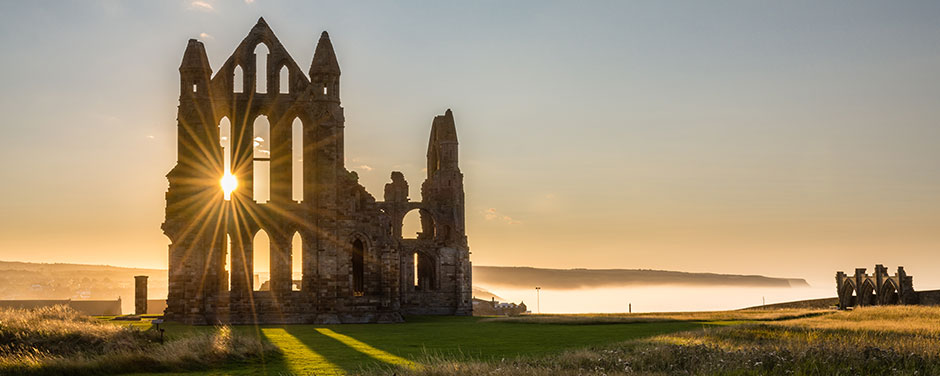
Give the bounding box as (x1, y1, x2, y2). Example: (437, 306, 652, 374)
(483, 285, 836, 313)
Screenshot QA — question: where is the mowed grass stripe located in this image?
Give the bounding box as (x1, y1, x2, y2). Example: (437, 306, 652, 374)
(261, 328, 344, 375)
(315, 328, 418, 369)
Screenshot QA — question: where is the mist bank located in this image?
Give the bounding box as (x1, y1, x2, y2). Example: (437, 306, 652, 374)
(473, 266, 810, 289)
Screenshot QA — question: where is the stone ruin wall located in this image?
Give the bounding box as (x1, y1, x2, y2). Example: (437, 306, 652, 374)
(162, 19, 471, 324)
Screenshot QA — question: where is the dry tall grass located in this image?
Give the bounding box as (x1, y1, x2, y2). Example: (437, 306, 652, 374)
(376, 306, 940, 376)
(0, 305, 279, 375)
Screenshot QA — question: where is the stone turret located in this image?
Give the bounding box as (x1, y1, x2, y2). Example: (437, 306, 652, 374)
(179, 39, 212, 98)
(422, 109, 465, 243)
(310, 31, 340, 102)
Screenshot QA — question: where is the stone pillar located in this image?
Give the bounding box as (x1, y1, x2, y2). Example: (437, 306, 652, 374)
(135, 275, 148, 315)
(270, 232, 291, 294)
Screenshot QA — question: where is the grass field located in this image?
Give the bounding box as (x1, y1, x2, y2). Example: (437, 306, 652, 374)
(138, 315, 715, 375)
(388, 306, 940, 376)
(9, 306, 940, 375)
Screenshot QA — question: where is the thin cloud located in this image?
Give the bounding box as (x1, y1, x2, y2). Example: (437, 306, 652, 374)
(199, 32, 214, 40)
(484, 208, 521, 225)
(188, 1, 214, 12)
(244, 0, 255, 3)
(357, 165, 373, 171)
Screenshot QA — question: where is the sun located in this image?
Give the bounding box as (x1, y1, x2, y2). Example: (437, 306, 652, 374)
(220, 172, 238, 200)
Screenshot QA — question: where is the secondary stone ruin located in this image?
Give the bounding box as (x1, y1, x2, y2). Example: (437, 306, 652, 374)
(163, 19, 471, 324)
(835, 264, 916, 309)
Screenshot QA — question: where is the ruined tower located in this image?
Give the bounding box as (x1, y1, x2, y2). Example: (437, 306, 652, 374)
(163, 19, 471, 324)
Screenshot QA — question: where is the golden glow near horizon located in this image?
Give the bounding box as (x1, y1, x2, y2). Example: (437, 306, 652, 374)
(221, 172, 238, 200)
(3, 3, 940, 289)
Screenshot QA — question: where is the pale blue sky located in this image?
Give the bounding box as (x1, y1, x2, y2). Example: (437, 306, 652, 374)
(1, 1, 939, 286)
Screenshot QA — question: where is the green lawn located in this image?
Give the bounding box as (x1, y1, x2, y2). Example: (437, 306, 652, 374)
(133, 315, 712, 375)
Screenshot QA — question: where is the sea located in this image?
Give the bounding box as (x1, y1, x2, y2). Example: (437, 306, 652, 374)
(481, 285, 836, 313)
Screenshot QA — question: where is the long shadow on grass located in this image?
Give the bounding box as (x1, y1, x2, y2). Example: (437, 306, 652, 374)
(272, 325, 414, 375)
(323, 317, 710, 364)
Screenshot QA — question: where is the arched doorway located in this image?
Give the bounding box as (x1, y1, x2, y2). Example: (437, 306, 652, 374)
(880, 281, 900, 305)
(839, 282, 856, 309)
(253, 229, 270, 291)
(858, 281, 876, 307)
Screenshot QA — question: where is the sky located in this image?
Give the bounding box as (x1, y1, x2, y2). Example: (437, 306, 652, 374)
(1, 1, 939, 288)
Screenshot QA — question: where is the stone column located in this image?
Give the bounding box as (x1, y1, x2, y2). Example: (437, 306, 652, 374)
(270, 232, 291, 294)
(135, 275, 148, 315)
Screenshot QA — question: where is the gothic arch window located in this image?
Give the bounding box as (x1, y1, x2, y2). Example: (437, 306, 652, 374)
(291, 232, 302, 291)
(254, 44, 269, 93)
(412, 252, 418, 288)
(253, 229, 270, 291)
(291, 118, 303, 202)
(224, 234, 232, 291)
(219, 117, 233, 200)
(279, 65, 289, 94)
(233, 65, 244, 93)
(351, 238, 365, 295)
(253, 115, 270, 203)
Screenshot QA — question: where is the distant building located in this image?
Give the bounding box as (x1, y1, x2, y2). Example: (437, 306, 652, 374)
(473, 297, 527, 316)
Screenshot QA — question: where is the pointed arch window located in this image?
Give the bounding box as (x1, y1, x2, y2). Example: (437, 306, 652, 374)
(279, 66, 289, 94)
(254, 44, 269, 93)
(292, 118, 303, 202)
(253, 115, 270, 203)
(233, 65, 244, 93)
(292, 232, 302, 291)
(413, 252, 418, 288)
(219, 117, 233, 200)
(351, 239, 365, 295)
(254, 230, 270, 291)
(224, 234, 232, 291)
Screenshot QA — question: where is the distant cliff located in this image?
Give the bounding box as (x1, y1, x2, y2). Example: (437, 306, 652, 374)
(473, 266, 810, 289)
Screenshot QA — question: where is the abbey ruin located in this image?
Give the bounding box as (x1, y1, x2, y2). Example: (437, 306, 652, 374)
(836, 265, 916, 309)
(162, 19, 471, 324)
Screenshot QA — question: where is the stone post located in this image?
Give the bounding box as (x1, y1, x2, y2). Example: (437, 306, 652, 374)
(135, 275, 148, 315)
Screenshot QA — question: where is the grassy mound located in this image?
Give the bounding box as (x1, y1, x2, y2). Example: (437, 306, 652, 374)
(0, 305, 279, 375)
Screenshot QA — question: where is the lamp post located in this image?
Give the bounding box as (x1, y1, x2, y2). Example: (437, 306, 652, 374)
(535, 286, 541, 314)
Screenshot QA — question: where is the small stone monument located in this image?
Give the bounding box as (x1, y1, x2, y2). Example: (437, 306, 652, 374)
(135, 275, 148, 315)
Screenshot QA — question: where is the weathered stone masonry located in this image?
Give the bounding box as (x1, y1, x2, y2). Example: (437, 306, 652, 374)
(162, 19, 472, 324)
(835, 264, 916, 309)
